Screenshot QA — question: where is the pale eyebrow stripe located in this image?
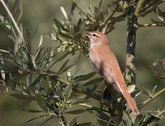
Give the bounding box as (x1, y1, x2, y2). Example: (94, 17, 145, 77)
(92, 33, 100, 37)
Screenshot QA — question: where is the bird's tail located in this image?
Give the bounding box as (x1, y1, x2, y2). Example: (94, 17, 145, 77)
(116, 81, 140, 115)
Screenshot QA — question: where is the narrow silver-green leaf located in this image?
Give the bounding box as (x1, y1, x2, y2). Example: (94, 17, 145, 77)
(35, 47, 45, 64)
(0, 22, 11, 25)
(61, 64, 75, 73)
(21, 47, 30, 65)
(83, 78, 103, 86)
(35, 92, 48, 113)
(47, 52, 68, 70)
(127, 84, 136, 94)
(12, 0, 19, 14)
(17, 0, 23, 23)
(157, 8, 165, 22)
(70, 2, 76, 15)
(60, 6, 68, 20)
(58, 59, 70, 72)
(39, 116, 56, 126)
(14, 35, 19, 54)
(96, 110, 110, 121)
(37, 34, 43, 50)
(142, 88, 152, 97)
(151, 85, 157, 96)
(134, 114, 145, 126)
(69, 117, 78, 126)
(25, 114, 49, 123)
(74, 72, 96, 82)
(65, 109, 85, 114)
(121, 111, 132, 126)
(65, 83, 72, 100)
(76, 122, 92, 126)
(11, 93, 35, 100)
(21, 108, 43, 113)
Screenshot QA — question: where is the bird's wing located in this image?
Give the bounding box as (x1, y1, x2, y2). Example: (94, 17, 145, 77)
(103, 67, 120, 92)
(102, 66, 114, 83)
(90, 58, 120, 92)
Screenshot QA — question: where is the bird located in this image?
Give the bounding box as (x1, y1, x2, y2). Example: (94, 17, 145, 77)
(85, 31, 139, 115)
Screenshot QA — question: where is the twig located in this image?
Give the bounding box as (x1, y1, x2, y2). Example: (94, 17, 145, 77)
(134, 0, 145, 17)
(0, 55, 31, 73)
(153, 74, 165, 79)
(142, 110, 165, 126)
(72, 0, 90, 20)
(0, 0, 25, 42)
(78, 103, 109, 113)
(138, 23, 165, 28)
(102, 5, 119, 30)
(157, 109, 165, 117)
(138, 1, 163, 17)
(54, 76, 112, 106)
(138, 88, 165, 109)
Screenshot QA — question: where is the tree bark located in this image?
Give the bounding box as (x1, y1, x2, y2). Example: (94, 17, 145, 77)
(125, 19, 137, 84)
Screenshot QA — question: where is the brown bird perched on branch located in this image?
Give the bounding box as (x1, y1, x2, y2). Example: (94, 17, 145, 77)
(85, 31, 139, 115)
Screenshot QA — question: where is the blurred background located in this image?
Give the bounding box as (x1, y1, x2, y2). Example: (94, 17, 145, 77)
(0, 0, 165, 125)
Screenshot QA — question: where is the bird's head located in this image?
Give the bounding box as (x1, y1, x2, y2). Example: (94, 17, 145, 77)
(85, 31, 109, 47)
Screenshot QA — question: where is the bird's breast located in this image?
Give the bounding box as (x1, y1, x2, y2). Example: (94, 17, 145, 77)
(89, 47, 101, 64)
(89, 46, 109, 75)
(89, 46, 113, 65)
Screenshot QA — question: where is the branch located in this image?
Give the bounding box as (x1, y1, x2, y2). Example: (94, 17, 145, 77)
(72, 86, 111, 106)
(142, 110, 165, 126)
(157, 109, 165, 117)
(134, 0, 145, 17)
(138, 88, 165, 109)
(49, 75, 111, 106)
(78, 103, 109, 113)
(105, 5, 119, 24)
(138, 0, 163, 17)
(125, 20, 137, 84)
(138, 23, 165, 28)
(54, 77, 115, 108)
(0, 0, 25, 42)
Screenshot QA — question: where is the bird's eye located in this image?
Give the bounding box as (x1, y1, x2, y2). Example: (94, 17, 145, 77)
(92, 34, 96, 37)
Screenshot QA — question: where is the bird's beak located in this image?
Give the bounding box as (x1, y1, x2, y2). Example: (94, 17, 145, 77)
(85, 31, 92, 38)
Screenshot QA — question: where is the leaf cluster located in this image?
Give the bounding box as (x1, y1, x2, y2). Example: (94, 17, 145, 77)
(51, 0, 126, 55)
(0, 0, 165, 126)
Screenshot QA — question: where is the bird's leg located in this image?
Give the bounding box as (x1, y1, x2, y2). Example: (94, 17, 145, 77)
(101, 83, 108, 103)
(101, 81, 113, 106)
(109, 85, 114, 107)
(100, 83, 109, 110)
